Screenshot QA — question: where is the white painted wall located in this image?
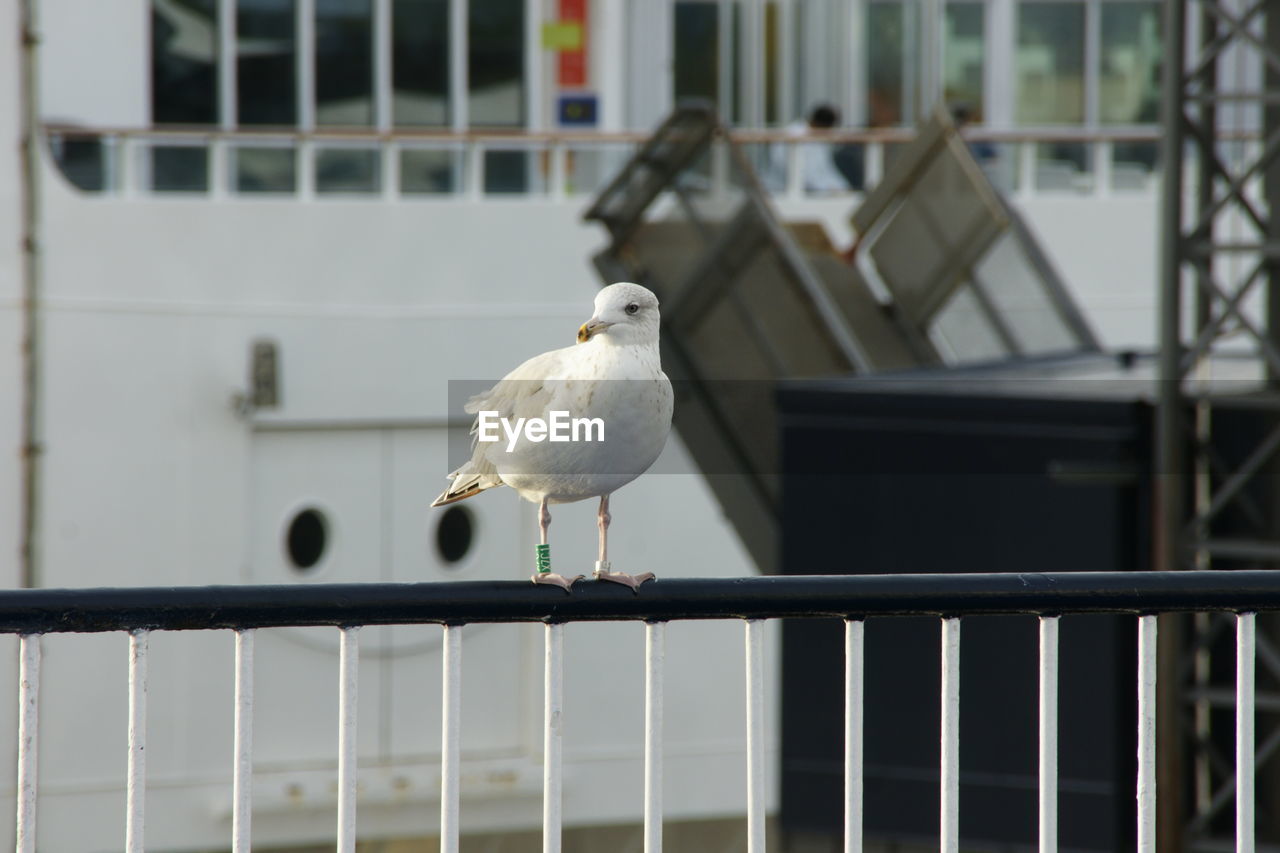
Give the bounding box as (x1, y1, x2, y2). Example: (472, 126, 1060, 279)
(37, 0, 149, 126)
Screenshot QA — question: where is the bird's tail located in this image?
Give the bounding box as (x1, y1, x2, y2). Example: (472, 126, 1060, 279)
(430, 469, 503, 507)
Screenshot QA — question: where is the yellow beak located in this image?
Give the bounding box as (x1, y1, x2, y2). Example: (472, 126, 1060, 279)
(577, 318, 611, 343)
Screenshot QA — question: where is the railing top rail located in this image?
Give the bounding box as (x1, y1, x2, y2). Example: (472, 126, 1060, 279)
(5, 571, 1280, 634)
(39, 122, 1179, 146)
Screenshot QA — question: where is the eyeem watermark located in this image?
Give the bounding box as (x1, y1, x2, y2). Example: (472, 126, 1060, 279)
(477, 410, 605, 452)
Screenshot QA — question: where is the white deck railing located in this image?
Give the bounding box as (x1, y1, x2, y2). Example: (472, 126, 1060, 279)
(7, 572, 1275, 852)
(42, 125, 1165, 202)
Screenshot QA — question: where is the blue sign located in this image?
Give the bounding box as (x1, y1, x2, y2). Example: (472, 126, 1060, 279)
(558, 94, 598, 127)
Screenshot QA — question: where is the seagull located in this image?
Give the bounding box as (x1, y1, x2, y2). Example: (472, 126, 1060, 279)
(431, 282, 674, 591)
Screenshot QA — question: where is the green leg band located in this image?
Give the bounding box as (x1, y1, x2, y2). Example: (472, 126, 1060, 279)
(535, 543, 552, 574)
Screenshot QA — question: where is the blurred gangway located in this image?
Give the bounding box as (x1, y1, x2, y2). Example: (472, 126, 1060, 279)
(584, 102, 1101, 572)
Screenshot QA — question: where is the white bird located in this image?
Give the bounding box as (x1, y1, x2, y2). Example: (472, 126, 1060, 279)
(431, 282, 674, 591)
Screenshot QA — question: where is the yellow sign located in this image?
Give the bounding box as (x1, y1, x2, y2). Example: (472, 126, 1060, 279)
(541, 21, 583, 51)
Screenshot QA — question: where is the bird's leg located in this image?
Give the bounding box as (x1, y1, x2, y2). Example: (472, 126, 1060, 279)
(597, 494, 610, 565)
(532, 498, 582, 591)
(593, 494, 655, 591)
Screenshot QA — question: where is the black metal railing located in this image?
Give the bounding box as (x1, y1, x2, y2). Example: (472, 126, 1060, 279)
(4, 570, 1280, 633)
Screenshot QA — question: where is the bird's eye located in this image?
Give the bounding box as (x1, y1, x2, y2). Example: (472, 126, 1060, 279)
(625, 302, 640, 315)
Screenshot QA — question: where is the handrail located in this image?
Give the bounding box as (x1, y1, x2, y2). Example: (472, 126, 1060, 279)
(41, 122, 1171, 146)
(5, 570, 1280, 633)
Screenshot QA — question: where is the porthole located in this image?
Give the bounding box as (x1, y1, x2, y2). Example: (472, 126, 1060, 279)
(435, 505, 475, 567)
(285, 507, 328, 572)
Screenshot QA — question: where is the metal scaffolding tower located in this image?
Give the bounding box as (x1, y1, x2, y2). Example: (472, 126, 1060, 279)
(1158, 0, 1280, 846)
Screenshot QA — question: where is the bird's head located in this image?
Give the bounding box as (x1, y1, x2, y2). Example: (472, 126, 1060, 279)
(577, 282, 661, 345)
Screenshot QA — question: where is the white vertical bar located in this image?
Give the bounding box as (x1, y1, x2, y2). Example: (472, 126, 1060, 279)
(1038, 617, 1059, 853)
(863, 141, 884, 188)
(746, 619, 766, 853)
(549, 141, 568, 201)
(844, 620, 864, 853)
(209, 138, 230, 198)
(1137, 615, 1158, 853)
(450, 0, 468, 130)
(374, 0, 393, 132)
(441, 624, 462, 853)
(543, 623, 565, 853)
(1018, 140, 1037, 196)
(523, 0, 542, 131)
(15, 634, 40, 853)
(1237, 613, 1256, 853)
(337, 627, 359, 853)
(297, 0, 316, 131)
(644, 622, 665, 853)
(232, 630, 254, 853)
(219, 0, 238, 128)
(126, 631, 149, 853)
(940, 618, 960, 853)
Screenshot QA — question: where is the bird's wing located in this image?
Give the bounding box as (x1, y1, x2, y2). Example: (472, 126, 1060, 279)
(431, 344, 578, 507)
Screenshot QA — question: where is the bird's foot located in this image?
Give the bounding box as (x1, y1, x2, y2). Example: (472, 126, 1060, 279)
(594, 561, 655, 592)
(531, 572, 583, 592)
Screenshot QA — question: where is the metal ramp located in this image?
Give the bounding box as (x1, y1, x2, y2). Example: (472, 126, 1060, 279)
(584, 101, 1101, 572)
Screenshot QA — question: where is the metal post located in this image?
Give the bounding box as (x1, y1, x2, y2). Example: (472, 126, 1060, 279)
(126, 631, 149, 853)
(543, 622, 565, 853)
(441, 624, 462, 853)
(15, 634, 40, 853)
(1138, 615, 1159, 853)
(746, 619, 766, 853)
(1038, 616, 1059, 853)
(644, 622, 665, 853)
(844, 620, 864, 853)
(1236, 613, 1256, 853)
(232, 630, 254, 853)
(337, 627, 359, 853)
(940, 618, 961, 853)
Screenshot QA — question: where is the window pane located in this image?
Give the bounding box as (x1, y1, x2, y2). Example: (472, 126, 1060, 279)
(238, 0, 297, 125)
(469, 0, 524, 127)
(1100, 2, 1161, 124)
(867, 2, 905, 126)
(944, 2, 984, 121)
(316, 148, 381, 193)
(1016, 2, 1084, 124)
(394, 0, 450, 126)
(152, 0, 218, 124)
(235, 146, 297, 192)
(151, 146, 209, 192)
(50, 135, 107, 192)
(400, 147, 464, 193)
(674, 2, 720, 105)
(765, 2, 780, 124)
(317, 0, 373, 125)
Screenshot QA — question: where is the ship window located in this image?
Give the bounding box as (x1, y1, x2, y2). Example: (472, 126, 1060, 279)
(151, 0, 219, 124)
(674, 3, 720, 107)
(435, 505, 475, 566)
(1099, 1, 1161, 125)
(468, 0, 525, 127)
(400, 147, 464, 193)
(867, 1, 907, 126)
(286, 507, 329, 572)
(317, 0, 374, 126)
(239, 0, 299, 125)
(1015, 2, 1085, 124)
(943, 2, 985, 123)
(150, 145, 209, 192)
(316, 147, 381, 193)
(235, 146, 298, 193)
(394, 0, 451, 127)
(49, 135, 107, 192)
